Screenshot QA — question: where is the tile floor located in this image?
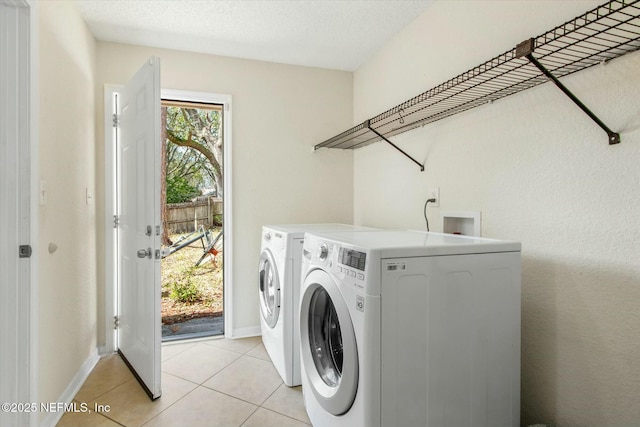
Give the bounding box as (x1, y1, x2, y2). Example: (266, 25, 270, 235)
(56, 337, 311, 427)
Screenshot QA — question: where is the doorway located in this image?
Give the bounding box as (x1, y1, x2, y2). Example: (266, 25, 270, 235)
(104, 87, 233, 354)
(160, 99, 225, 341)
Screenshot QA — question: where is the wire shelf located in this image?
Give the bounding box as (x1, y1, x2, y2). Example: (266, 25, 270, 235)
(315, 0, 640, 151)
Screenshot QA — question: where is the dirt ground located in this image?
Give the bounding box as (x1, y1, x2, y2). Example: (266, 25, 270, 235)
(161, 230, 223, 325)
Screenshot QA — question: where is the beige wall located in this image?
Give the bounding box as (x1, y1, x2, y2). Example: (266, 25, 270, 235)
(38, 1, 639, 424)
(353, 1, 640, 426)
(38, 0, 97, 415)
(95, 43, 354, 342)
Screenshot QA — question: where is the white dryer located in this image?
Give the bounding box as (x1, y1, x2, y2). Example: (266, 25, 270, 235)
(258, 224, 376, 387)
(299, 230, 521, 427)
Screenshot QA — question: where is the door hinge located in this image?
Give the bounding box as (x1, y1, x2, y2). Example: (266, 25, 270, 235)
(19, 245, 32, 258)
(114, 315, 119, 330)
(112, 113, 120, 128)
(113, 215, 119, 229)
(156, 225, 161, 236)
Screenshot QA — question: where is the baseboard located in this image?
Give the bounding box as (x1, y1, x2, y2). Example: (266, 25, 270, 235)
(97, 346, 114, 357)
(230, 325, 261, 339)
(40, 348, 100, 427)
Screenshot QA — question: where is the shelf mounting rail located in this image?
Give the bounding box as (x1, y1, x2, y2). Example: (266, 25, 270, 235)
(314, 0, 640, 169)
(365, 119, 424, 171)
(516, 38, 621, 145)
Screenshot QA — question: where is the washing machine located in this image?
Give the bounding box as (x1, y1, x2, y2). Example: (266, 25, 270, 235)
(299, 230, 521, 427)
(258, 224, 377, 387)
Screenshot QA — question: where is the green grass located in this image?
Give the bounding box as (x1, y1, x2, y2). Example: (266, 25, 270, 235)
(161, 229, 223, 319)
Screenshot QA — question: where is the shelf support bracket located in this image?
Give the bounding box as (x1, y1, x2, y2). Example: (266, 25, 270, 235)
(365, 120, 424, 171)
(516, 38, 620, 145)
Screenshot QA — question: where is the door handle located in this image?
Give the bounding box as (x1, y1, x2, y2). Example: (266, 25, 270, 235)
(137, 248, 152, 259)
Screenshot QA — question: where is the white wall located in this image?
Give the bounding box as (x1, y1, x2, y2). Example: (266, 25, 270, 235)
(353, 1, 640, 426)
(95, 43, 354, 341)
(38, 0, 97, 418)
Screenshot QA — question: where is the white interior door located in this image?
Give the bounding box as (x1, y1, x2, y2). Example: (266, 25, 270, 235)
(117, 57, 162, 399)
(0, 1, 35, 426)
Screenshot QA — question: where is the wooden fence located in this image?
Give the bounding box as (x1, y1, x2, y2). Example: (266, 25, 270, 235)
(166, 197, 222, 233)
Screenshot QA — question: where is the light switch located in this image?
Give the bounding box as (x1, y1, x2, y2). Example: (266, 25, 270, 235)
(40, 180, 47, 205)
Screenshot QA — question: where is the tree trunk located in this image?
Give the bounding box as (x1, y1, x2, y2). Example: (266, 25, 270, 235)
(160, 106, 172, 245)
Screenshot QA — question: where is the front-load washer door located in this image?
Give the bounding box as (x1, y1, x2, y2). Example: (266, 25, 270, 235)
(259, 249, 280, 328)
(300, 269, 358, 416)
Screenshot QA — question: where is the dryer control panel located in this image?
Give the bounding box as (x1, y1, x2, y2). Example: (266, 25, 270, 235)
(338, 247, 366, 271)
(302, 235, 368, 289)
(335, 246, 366, 287)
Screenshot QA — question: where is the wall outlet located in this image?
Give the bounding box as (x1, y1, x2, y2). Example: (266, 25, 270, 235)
(428, 187, 440, 207)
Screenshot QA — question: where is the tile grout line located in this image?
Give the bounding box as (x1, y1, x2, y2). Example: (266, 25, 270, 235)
(77, 365, 136, 403)
(187, 342, 311, 424)
(195, 378, 310, 424)
(66, 338, 307, 427)
(138, 386, 203, 427)
(257, 407, 313, 426)
(160, 345, 196, 362)
(237, 403, 261, 427)
(259, 383, 312, 425)
(97, 409, 129, 427)
(196, 383, 268, 408)
(199, 341, 263, 356)
(160, 344, 245, 386)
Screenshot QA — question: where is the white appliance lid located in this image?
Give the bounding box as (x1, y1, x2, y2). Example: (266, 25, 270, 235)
(264, 223, 376, 234)
(307, 230, 521, 257)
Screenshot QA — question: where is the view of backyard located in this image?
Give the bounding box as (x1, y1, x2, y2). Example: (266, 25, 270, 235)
(161, 229, 223, 327)
(160, 101, 224, 339)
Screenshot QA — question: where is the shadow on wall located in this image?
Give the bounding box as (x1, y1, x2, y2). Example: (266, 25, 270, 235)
(520, 256, 640, 427)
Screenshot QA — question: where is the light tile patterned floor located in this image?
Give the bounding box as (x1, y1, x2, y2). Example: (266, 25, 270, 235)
(56, 337, 311, 427)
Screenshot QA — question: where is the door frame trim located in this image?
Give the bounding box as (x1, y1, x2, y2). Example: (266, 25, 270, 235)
(104, 87, 233, 352)
(104, 85, 120, 354)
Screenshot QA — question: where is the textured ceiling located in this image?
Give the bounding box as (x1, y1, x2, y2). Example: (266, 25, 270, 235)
(74, 0, 433, 71)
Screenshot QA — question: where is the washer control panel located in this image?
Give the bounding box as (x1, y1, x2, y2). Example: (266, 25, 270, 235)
(333, 245, 367, 288)
(338, 247, 366, 271)
(303, 237, 368, 289)
(336, 265, 365, 281)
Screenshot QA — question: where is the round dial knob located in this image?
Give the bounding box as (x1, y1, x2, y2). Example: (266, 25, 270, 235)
(318, 244, 329, 261)
(264, 232, 271, 241)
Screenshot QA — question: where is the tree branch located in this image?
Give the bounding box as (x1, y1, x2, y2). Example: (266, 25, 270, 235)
(166, 131, 216, 167)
